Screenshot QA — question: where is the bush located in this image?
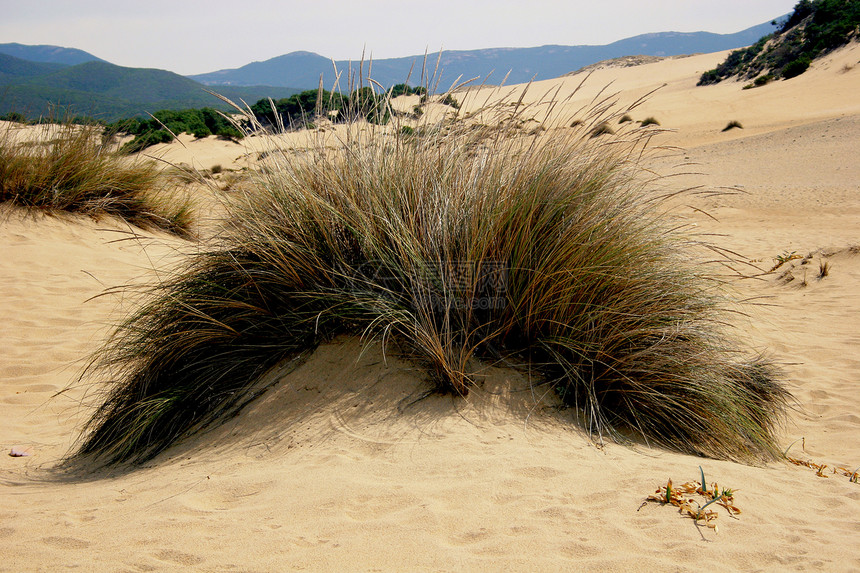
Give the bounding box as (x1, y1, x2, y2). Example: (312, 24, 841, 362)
(722, 120, 744, 132)
(115, 107, 243, 152)
(0, 119, 192, 236)
(192, 126, 212, 139)
(121, 128, 173, 153)
(639, 117, 660, 127)
(439, 94, 460, 109)
(68, 95, 789, 469)
(0, 112, 27, 124)
(389, 83, 426, 98)
(782, 57, 811, 78)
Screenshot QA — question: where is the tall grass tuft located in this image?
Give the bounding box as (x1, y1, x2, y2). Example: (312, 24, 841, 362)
(0, 118, 192, 236)
(68, 88, 789, 468)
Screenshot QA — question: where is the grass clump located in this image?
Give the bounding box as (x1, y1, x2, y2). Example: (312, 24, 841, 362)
(639, 117, 660, 127)
(0, 119, 192, 236)
(722, 120, 744, 132)
(68, 91, 790, 469)
(590, 122, 615, 137)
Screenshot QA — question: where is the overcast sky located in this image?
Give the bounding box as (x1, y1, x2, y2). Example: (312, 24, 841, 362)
(1, 1, 798, 75)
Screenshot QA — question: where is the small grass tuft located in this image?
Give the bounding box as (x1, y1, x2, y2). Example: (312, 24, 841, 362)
(722, 120, 744, 132)
(639, 117, 660, 127)
(590, 122, 615, 137)
(618, 114, 633, 124)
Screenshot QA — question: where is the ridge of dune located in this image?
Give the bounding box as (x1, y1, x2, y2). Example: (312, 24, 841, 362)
(2, 42, 859, 571)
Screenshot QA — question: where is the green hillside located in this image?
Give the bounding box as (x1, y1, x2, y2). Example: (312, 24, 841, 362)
(699, 0, 860, 85)
(0, 55, 299, 121)
(0, 53, 66, 81)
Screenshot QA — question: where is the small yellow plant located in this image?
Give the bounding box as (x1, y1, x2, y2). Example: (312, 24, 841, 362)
(643, 467, 740, 533)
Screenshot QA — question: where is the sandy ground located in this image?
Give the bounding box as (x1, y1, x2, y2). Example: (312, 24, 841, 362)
(2, 42, 860, 572)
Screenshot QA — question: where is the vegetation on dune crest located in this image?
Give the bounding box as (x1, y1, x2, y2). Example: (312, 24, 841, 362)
(67, 88, 790, 469)
(112, 107, 244, 153)
(698, 0, 860, 85)
(0, 117, 192, 235)
(249, 84, 425, 129)
(112, 84, 427, 153)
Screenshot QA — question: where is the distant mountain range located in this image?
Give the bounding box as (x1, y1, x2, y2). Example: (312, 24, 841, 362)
(0, 42, 107, 66)
(189, 19, 781, 89)
(0, 46, 299, 121)
(0, 17, 782, 121)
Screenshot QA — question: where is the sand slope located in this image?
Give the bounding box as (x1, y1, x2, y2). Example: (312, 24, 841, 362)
(2, 43, 860, 572)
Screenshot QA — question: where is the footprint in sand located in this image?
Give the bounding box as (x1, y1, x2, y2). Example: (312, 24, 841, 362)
(153, 549, 204, 566)
(41, 536, 91, 549)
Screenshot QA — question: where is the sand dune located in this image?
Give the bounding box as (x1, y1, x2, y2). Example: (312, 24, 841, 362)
(2, 42, 860, 572)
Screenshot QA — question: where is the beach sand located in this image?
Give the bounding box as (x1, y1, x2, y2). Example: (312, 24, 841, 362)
(2, 43, 859, 571)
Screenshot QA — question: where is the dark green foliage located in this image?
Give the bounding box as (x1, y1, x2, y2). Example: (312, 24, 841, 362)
(439, 94, 460, 109)
(250, 89, 344, 128)
(249, 86, 393, 128)
(418, 93, 461, 109)
(722, 120, 744, 132)
(389, 83, 426, 98)
(697, 36, 771, 85)
(122, 129, 173, 152)
(755, 74, 776, 86)
(0, 111, 27, 123)
(115, 108, 243, 153)
(782, 57, 811, 78)
(699, 0, 860, 84)
(640, 117, 660, 127)
(781, 0, 816, 32)
(347, 87, 390, 124)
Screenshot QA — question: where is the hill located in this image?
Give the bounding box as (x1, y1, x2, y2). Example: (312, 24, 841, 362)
(189, 19, 780, 89)
(0, 55, 300, 121)
(0, 42, 106, 65)
(0, 53, 66, 82)
(699, 0, 860, 85)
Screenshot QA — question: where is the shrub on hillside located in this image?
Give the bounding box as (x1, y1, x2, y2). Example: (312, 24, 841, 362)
(699, 0, 860, 85)
(782, 57, 811, 78)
